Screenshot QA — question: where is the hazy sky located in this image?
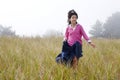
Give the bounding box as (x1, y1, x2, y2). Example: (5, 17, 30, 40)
(0, 0, 120, 36)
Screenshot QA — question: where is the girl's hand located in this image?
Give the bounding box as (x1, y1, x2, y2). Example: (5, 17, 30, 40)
(89, 42, 96, 48)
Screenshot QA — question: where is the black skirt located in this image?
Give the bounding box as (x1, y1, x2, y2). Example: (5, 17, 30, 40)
(56, 41, 83, 65)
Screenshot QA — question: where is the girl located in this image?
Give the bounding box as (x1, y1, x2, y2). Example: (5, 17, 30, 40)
(56, 9, 95, 68)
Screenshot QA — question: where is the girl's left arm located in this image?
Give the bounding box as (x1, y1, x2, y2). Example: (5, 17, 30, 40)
(88, 42, 96, 48)
(80, 25, 96, 48)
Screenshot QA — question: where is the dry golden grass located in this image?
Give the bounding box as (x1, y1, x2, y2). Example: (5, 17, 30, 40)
(0, 36, 120, 80)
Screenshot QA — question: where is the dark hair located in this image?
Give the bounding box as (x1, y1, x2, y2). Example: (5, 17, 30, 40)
(67, 9, 78, 24)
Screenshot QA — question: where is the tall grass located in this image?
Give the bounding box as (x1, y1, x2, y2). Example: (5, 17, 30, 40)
(0, 36, 120, 80)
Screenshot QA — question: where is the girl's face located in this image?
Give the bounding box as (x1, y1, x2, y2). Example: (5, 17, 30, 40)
(69, 15, 77, 24)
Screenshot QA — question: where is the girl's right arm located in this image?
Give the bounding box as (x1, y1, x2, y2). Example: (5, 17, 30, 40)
(64, 27, 69, 41)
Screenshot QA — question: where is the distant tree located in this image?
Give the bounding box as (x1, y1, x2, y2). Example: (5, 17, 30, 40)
(89, 12, 120, 39)
(103, 12, 120, 38)
(0, 25, 16, 37)
(89, 20, 103, 38)
(43, 29, 63, 37)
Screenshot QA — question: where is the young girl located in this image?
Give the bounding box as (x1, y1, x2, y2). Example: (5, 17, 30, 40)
(56, 9, 95, 68)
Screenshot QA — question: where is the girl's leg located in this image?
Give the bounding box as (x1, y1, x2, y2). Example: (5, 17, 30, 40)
(72, 56, 78, 69)
(71, 41, 82, 69)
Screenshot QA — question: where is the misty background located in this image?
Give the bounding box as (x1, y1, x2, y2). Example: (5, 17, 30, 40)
(0, 0, 120, 38)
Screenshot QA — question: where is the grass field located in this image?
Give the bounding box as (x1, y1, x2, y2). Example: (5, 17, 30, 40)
(0, 36, 120, 80)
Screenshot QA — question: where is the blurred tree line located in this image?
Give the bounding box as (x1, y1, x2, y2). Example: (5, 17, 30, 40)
(43, 29, 63, 37)
(0, 25, 16, 37)
(89, 12, 120, 39)
(1, 11, 120, 38)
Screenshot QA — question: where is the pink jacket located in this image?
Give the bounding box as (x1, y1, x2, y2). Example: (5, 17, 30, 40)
(64, 24, 91, 46)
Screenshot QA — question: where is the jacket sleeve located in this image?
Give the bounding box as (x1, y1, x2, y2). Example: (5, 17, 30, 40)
(64, 27, 69, 41)
(80, 25, 91, 43)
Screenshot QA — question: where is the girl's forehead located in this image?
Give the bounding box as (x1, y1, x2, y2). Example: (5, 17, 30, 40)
(71, 15, 77, 18)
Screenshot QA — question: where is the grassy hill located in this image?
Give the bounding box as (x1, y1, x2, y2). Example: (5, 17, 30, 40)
(0, 36, 120, 80)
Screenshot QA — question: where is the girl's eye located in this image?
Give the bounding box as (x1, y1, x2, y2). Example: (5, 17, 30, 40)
(72, 17, 77, 19)
(71, 16, 77, 19)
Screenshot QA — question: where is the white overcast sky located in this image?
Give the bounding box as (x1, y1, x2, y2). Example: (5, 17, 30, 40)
(0, 0, 120, 36)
